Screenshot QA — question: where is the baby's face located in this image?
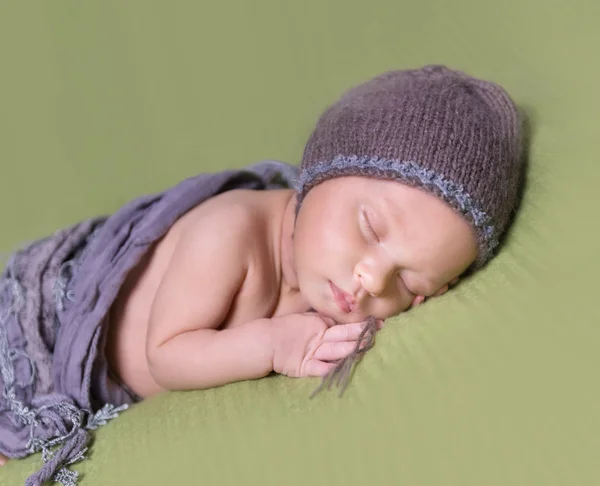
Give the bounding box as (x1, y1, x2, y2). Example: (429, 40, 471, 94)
(293, 176, 478, 324)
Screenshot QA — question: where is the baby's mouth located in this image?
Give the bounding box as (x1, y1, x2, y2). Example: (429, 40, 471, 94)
(329, 281, 355, 313)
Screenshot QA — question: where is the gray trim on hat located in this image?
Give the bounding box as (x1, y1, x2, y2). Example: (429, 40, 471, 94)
(295, 155, 498, 262)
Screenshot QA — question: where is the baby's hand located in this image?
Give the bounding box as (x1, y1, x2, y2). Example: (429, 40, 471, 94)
(271, 313, 381, 378)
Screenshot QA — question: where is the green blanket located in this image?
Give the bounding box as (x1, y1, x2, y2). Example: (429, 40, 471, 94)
(2, 1, 599, 484)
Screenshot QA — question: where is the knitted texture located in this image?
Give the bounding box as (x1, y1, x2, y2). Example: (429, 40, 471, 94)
(296, 65, 523, 266)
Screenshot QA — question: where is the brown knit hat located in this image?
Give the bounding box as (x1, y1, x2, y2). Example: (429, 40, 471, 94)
(295, 65, 523, 267)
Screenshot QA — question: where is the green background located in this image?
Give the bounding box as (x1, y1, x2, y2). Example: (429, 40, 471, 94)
(2, 1, 599, 484)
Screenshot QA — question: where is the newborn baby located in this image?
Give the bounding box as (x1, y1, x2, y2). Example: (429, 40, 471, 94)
(0, 65, 523, 475)
(108, 171, 476, 397)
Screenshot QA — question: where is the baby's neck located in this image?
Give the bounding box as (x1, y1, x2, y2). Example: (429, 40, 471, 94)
(264, 188, 311, 318)
(277, 190, 300, 295)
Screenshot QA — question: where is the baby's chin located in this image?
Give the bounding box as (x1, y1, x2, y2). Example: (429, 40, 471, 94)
(310, 301, 371, 325)
(304, 300, 352, 325)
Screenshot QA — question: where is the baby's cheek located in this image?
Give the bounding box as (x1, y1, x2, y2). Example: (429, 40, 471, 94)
(384, 296, 413, 318)
(433, 284, 449, 297)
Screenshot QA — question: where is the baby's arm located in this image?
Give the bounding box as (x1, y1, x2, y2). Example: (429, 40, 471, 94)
(145, 204, 274, 390)
(146, 202, 368, 391)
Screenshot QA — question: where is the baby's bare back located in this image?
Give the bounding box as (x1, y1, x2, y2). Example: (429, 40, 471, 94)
(106, 188, 301, 398)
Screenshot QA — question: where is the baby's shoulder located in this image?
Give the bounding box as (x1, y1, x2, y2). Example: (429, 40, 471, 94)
(176, 189, 276, 251)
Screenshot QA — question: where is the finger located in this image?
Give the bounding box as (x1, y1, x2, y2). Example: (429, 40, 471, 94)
(301, 312, 337, 328)
(321, 316, 337, 328)
(313, 341, 358, 361)
(410, 295, 425, 308)
(304, 359, 337, 377)
(323, 322, 368, 342)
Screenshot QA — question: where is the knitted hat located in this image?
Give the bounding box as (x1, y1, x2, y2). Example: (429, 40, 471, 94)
(295, 65, 523, 267)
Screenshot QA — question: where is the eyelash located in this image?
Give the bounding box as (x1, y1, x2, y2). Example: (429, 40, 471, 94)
(361, 210, 421, 295)
(362, 211, 379, 242)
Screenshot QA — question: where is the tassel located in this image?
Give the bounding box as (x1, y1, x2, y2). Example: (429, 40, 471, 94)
(310, 316, 378, 398)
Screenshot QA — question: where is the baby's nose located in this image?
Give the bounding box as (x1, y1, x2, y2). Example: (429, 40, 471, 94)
(355, 257, 397, 297)
(361, 268, 394, 297)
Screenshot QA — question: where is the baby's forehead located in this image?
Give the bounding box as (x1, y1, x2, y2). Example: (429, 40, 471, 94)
(323, 175, 404, 194)
(309, 177, 460, 224)
(331, 177, 428, 207)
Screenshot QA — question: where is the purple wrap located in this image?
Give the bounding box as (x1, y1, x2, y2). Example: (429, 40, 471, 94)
(0, 161, 298, 485)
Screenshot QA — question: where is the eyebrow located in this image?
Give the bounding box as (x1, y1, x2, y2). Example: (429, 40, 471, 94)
(381, 195, 404, 227)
